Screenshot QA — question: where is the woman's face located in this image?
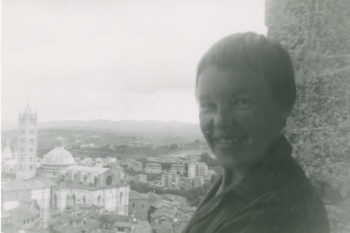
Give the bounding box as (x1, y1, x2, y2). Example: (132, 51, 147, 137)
(197, 66, 286, 170)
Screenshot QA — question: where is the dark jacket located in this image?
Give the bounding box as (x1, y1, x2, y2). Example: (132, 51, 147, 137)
(183, 137, 330, 233)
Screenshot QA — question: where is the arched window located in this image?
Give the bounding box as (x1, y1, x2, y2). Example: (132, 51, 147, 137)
(97, 195, 102, 206)
(105, 175, 112, 186)
(54, 194, 57, 208)
(94, 176, 98, 186)
(120, 192, 123, 204)
(66, 194, 70, 208)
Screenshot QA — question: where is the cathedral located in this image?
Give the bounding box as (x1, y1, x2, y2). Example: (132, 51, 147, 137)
(2, 105, 130, 231)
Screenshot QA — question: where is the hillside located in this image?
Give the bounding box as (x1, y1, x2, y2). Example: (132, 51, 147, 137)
(1, 120, 204, 157)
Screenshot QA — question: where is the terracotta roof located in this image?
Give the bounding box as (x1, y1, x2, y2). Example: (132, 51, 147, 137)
(67, 165, 108, 173)
(152, 223, 173, 233)
(8, 201, 40, 219)
(55, 182, 128, 191)
(3, 159, 17, 165)
(129, 190, 149, 200)
(99, 214, 129, 224)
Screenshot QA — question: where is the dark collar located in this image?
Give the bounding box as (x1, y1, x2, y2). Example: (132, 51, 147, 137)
(209, 136, 295, 201)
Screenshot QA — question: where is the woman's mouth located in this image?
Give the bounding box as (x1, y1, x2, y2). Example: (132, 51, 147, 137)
(214, 136, 248, 147)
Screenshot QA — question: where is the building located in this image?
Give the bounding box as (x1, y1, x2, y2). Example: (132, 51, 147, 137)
(2, 106, 56, 229)
(16, 105, 38, 180)
(144, 163, 162, 174)
(79, 157, 94, 166)
(161, 194, 188, 209)
(207, 169, 216, 178)
(129, 190, 150, 221)
(161, 173, 180, 189)
(80, 143, 95, 148)
(40, 137, 76, 177)
(187, 161, 208, 179)
(134, 173, 147, 183)
(98, 213, 152, 233)
(196, 162, 208, 177)
(187, 162, 196, 179)
(1, 200, 41, 233)
(170, 163, 186, 176)
(2, 159, 17, 176)
(2, 141, 17, 175)
(48, 207, 151, 233)
(149, 202, 191, 233)
(2, 177, 55, 228)
(2, 139, 15, 160)
(193, 176, 205, 188)
(127, 159, 144, 172)
(98, 157, 118, 168)
(182, 178, 193, 191)
(53, 165, 129, 215)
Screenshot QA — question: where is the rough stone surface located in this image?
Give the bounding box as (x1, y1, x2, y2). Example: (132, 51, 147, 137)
(266, 0, 350, 232)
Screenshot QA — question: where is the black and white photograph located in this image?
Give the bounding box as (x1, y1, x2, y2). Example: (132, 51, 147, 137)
(1, 1, 350, 233)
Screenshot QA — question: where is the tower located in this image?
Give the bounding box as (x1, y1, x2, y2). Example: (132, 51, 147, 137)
(16, 105, 38, 180)
(2, 139, 14, 160)
(187, 161, 196, 179)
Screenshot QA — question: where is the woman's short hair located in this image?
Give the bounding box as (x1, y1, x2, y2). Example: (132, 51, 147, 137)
(196, 32, 296, 113)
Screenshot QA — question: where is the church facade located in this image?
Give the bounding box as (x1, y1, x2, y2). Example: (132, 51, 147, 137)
(52, 164, 129, 215)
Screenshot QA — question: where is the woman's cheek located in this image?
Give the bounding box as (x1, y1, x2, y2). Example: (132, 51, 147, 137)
(199, 114, 213, 136)
(234, 109, 261, 128)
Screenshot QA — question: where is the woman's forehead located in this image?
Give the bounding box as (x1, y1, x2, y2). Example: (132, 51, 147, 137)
(197, 66, 270, 97)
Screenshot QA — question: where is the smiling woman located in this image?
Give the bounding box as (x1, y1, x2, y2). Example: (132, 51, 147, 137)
(183, 33, 330, 233)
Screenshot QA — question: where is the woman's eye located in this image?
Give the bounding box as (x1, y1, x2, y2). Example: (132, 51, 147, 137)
(234, 98, 251, 106)
(199, 103, 215, 111)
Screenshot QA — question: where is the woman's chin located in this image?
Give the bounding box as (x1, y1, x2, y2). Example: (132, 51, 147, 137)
(217, 156, 239, 170)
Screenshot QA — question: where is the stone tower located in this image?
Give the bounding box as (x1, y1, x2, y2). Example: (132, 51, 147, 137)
(16, 105, 38, 180)
(265, 0, 350, 183)
(265, 1, 350, 231)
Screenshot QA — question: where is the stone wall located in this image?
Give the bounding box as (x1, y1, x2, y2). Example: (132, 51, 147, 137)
(265, 0, 350, 232)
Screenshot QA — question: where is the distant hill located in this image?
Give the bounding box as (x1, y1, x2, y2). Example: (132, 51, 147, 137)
(38, 120, 202, 138)
(2, 120, 204, 153)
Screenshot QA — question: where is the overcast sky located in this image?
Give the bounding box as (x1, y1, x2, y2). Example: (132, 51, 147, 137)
(2, 0, 266, 129)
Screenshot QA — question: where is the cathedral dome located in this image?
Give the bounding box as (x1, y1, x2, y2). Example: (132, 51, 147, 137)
(42, 137, 75, 166)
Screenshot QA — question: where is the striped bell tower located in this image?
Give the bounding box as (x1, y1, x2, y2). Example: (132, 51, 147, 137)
(16, 105, 38, 180)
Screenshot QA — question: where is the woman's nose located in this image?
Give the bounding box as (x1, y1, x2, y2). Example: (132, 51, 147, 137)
(214, 106, 234, 127)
